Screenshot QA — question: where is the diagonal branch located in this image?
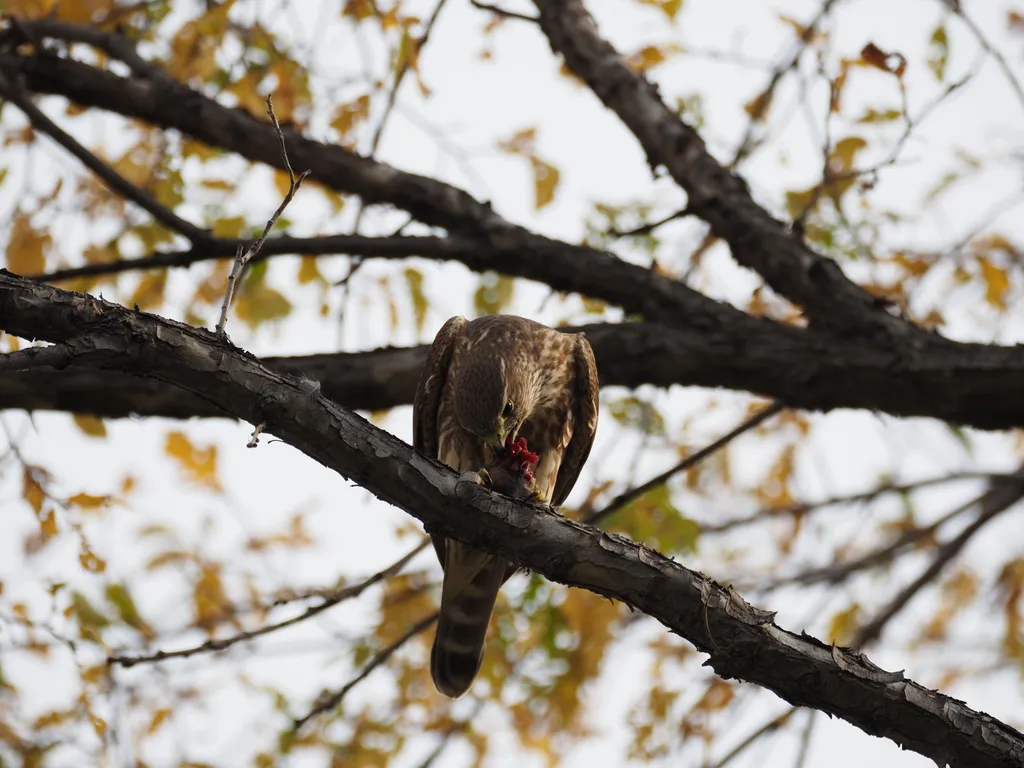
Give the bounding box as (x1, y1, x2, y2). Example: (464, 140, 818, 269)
(107, 540, 429, 668)
(1, 272, 1023, 768)
(0, 69, 210, 245)
(530, 0, 911, 339)
(0, 35, 756, 332)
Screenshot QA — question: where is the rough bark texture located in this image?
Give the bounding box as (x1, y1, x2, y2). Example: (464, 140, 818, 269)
(10, 318, 1024, 429)
(1, 270, 1022, 768)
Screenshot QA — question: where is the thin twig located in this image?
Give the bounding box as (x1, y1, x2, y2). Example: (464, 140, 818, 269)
(584, 400, 785, 526)
(793, 710, 816, 768)
(729, 0, 839, 168)
(704, 470, 1002, 535)
(852, 465, 1024, 646)
(107, 540, 428, 668)
(215, 95, 310, 337)
(949, 3, 1024, 115)
(0, 73, 209, 244)
(247, 422, 265, 448)
(291, 610, 439, 731)
(469, 0, 538, 21)
(709, 708, 796, 768)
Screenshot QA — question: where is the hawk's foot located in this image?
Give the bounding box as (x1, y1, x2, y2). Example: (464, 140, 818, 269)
(457, 469, 492, 487)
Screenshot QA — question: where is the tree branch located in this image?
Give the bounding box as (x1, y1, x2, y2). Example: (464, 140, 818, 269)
(11, 314, 1024, 430)
(0, 68, 210, 245)
(0, 39, 740, 332)
(1, 271, 1023, 767)
(530, 0, 911, 339)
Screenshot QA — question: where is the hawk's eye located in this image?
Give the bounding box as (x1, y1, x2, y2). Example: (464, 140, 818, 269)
(502, 401, 514, 418)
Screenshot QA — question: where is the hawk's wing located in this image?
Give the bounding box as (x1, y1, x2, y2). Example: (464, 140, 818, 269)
(412, 315, 467, 568)
(551, 332, 600, 508)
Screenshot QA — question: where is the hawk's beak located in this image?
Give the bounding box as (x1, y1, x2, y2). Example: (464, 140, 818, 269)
(486, 420, 510, 453)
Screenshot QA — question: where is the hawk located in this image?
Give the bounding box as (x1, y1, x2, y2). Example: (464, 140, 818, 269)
(413, 314, 600, 698)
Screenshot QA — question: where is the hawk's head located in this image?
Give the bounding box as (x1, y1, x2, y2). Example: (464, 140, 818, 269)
(452, 346, 539, 451)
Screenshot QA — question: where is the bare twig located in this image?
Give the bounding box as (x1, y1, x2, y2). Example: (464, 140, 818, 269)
(729, 0, 840, 168)
(584, 400, 785, 526)
(852, 465, 1024, 646)
(215, 95, 310, 337)
(947, 3, 1024, 115)
(246, 422, 265, 448)
(710, 708, 796, 768)
(291, 610, 439, 731)
(469, 0, 538, 21)
(0, 73, 210, 244)
(107, 540, 428, 668)
(704, 471, 1002, 535)
(794, 710, 816, 768)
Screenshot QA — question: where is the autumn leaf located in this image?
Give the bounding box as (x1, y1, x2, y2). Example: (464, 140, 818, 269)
(978, 257, 1010, 309)
(129, 270, 168, 310)
(404, 267, 428, 332)
(927, 24, 949, 81)
(530, 157, 561, 211)
(164, 431, 223, 491)
(72, 414, 108, 438)
(474, 272, 516, 316)
(5, 212, 51, 276)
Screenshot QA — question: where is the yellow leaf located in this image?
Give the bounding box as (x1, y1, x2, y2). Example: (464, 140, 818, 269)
(530, 157, 560, 210)
(194, 563, 232, 630)
(330, 95, 371, 142)
(405, 267, 428, 332)
(234, 279, 293, 327)
(39, 508, 58, 539)
(22, 468, 45, 515)
(129, 271, 168, 310)
(827, 603, 862, 645)
(829, 136, 868, 172)
(79, 550, 107, 573)
(474, 272, 516, 315)
(71, 591, 109, 640)
(68, 493, 110, 511)
(5, 212, 51, 276)
(165, 431, 222, 491)
(978, 257, 1010, 309)
(297, 256, 324, 285)
(498, 127, 537, 156)
(638, 0, 683, 21)
(72, 414, 107, 438)
(148, 708, 172, 734)
(625, 44, 681, 73)
(212, 216, 246, 238)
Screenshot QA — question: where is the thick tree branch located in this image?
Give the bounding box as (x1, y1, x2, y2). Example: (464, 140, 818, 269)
(0, 39, 743, 332)
(11, 314, 1024, 429)
(1, 272, 1023, 767)
(531, 0, 911, 340)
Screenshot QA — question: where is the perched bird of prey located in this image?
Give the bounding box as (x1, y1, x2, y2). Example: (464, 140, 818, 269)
(413, 314, 600, 698)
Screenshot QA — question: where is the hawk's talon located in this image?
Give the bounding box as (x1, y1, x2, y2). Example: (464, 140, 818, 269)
(456, 469, 492, 487)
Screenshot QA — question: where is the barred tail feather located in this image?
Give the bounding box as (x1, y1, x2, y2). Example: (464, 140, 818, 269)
(431, 541, 506, 698)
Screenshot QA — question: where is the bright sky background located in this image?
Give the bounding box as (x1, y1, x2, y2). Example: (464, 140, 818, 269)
(2, 1, 1024, 766)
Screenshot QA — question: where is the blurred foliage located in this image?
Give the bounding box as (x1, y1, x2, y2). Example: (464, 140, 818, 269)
(1, 1, 1024, 767)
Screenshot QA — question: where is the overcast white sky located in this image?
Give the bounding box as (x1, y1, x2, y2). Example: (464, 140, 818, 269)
(2, 1, 1024, 766)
